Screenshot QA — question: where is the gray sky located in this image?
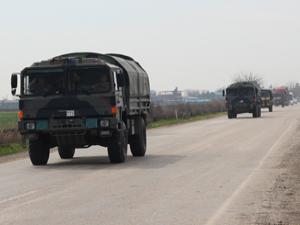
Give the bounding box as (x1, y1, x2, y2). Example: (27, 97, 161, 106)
(1, 0, 300, 98)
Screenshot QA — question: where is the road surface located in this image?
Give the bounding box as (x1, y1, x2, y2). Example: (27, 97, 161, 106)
(1, 106, 300, 225)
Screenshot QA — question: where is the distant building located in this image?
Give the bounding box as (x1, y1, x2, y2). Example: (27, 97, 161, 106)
(0, 99, 18, 111)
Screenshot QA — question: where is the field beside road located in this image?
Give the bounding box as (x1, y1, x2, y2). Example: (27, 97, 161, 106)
(0, 111, 17, 129)
(0, 106, 300, 225)
(0, 111, 23, 156)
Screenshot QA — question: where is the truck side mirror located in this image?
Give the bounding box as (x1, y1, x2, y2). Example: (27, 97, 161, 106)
(11, 73, 18, 96)
(222, 90, 225, 97)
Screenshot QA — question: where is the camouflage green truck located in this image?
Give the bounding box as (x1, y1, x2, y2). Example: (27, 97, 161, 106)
(224, 82, 262, 119)
(11, 52, 150, 165)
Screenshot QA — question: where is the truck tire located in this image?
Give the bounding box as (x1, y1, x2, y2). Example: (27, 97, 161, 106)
(108, 124, 128, 163)
(130, 117, 147, 156)
(29, 138, 50, 166)
(269, 106, 273, 112)
(258, 106, 262, 117)
(58, 146, 75, 159)
(228, 111, 237, 119)
(252, 105, 258, 118)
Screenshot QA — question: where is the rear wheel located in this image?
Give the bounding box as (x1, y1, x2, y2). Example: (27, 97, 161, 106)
(252, 105, 259, 118)
(108, 123, 128, 163)
(29, 138, 50, 166)
(130, 117, 147, 156)
(227, 111, 236, 119)
(269, 105, 273, 112)
(58, 146, 75, 159)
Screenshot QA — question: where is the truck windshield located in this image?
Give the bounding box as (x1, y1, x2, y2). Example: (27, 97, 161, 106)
(273, 93, 283, 98)
(261, 91, 270, 97)
(69, 67, 111, 94)
(227, 87, 254, 96)
(23, 67, 111, 96)
(23, 69, 65, 96)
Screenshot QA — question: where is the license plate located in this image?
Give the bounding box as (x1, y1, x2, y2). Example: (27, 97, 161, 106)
(66, 110, 75, 117)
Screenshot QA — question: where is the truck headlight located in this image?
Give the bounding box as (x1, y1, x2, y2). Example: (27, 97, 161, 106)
(100, 120, 110, 128)
(25, 122, 36, 130)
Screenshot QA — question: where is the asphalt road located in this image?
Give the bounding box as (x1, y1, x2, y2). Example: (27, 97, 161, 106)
(1, 106, 300, 225)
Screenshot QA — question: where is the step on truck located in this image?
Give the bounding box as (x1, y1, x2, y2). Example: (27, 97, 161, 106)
(11, 52, 150, 165)
(223, 82, 262, 119)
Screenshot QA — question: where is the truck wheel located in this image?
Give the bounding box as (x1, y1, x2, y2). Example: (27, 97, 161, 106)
(130, 117, 147, 156)
(108, 124, 128, 163)
(29, 138, 50, 166)
(252, 105, 258, 118)
(58, 146, 75, 159)
(228, 111, 233, 119)
(269, 106, 273, 112)
(258, 106, 262, 117)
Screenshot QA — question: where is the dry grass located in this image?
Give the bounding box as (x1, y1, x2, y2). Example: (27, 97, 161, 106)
(0, 128, 21, 146)
(149, 100, 226, 122)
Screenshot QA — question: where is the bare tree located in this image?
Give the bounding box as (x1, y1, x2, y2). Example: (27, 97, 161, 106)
(233, 72, 264, 87)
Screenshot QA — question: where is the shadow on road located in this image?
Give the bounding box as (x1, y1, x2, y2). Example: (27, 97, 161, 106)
(45, 154, 185, 170)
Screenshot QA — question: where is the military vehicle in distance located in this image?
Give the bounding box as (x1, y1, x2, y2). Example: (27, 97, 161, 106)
(224, 82, 261, 119)
(11, 52, 150, 165)
(273, 87, 289, 107)
(261, 89, 273, 112)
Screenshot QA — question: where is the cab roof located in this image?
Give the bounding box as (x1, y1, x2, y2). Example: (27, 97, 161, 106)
(227, 81, 260, 90)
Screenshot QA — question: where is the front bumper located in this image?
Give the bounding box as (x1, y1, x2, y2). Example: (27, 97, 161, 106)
(228, 103, 254, 113)
(18, 117, 118, 135)
(19, 117, 120, 146)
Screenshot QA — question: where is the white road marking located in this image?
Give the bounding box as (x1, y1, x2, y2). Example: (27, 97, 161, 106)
(0, 190, 38, 205)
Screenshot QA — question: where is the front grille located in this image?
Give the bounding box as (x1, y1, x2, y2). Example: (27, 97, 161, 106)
(50, 118, 85, 130)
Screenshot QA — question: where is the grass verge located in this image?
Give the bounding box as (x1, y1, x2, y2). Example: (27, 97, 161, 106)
(148, 112, 225, 129)
(0, 111, 18, 129)
(0, 144, 25, 157)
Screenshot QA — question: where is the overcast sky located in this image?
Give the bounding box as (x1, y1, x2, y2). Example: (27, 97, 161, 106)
(1, 0, 300, 98)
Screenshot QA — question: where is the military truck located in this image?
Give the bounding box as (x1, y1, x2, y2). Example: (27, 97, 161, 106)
(273, 87, 289, 107)
(11, 52, 150, 165)
(261, 89, 273, 112)
(224, 82, 261, 119)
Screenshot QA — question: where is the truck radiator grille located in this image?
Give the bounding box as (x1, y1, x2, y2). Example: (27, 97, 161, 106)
(50, 119, 85, 130)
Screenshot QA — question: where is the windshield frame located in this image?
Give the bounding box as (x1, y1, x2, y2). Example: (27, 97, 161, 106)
(21, 65, 113, 97)
(226, 87, 255, 97)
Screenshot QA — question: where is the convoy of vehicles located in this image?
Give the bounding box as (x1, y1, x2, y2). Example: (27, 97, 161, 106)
(223, 83, 297, 120)
(9, 51, 299, 164)
(11, 52, 150, 165)
(261, 89, 273, 112)
(224, 82, 262, 119)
